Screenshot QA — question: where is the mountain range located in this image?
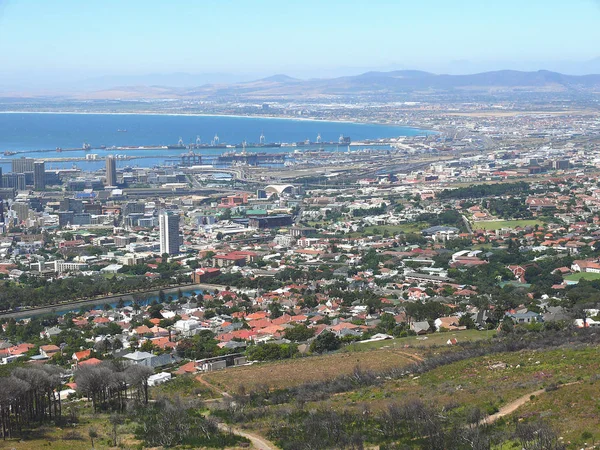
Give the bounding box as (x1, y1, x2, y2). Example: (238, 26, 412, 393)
(73, 69, 600, 101)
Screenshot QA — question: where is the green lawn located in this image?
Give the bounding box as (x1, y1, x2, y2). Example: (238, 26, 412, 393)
(564, 272, 600, 282)
(349, 223, 425, 237)
(472, 219, 541, 231)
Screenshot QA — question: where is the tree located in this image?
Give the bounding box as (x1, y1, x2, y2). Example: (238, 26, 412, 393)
(459, 315, 477, 329)
(88, 427, 98, 449)
(110, 414, 123, 447)
(310, 331, 341, 353)
(268, 302, 283, 319)
(284, 325, 315, 342)
(140, 340, 156, 353)
(375, 313, 397, 334)
(247, 343, 298, 361)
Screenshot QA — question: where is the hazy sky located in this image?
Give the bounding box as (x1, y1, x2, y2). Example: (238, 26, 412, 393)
(1, 0, 600, 84)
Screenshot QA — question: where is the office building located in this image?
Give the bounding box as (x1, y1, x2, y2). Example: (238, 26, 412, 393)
(11, 202, 30, 222)
(2, 173, 26, 191)
(33, 161, 46, 190)
(159, 211, 180, 255)
(57, 211, 75, 227)
(60, 197, 84, 213)
(105, 155, 117, 186)
(12, 158, 35, 174)
(72, 213, 91, 226)
(552, 160, 570, 170)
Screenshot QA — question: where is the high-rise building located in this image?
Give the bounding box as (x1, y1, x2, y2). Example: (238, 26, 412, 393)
(60, 198, 84, 213)
(33, 161, 46, 190)
(11, 202, 30, 222)
(159, 211, 180, 256)
(12, 157, 35, 174)
(57, 211, 74, 227)
(105, 155, 117, 186)
(2, 173, 26, 191)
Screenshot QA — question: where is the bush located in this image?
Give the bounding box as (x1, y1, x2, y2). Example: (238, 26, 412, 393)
(247, 343, 298, 361)
(310, 331, 341, 354)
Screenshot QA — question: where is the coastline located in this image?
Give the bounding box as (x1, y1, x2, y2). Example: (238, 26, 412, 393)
(0, 110, 435, 133)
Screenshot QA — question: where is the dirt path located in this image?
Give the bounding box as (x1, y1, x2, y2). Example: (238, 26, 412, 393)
(196, 374, 231, 398)
(217, 422, 279, 450)
(200, 375, 278, 449)
(481, 381, 581, 425)
(391, 350, 425, 363)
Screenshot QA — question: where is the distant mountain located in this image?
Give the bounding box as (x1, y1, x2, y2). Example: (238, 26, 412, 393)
(58, 69, 600, 101)
(258, 74, 300, 83)
(190, 69, 600, 98)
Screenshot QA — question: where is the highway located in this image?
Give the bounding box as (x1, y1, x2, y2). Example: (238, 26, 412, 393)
(0, 282, 231, 320)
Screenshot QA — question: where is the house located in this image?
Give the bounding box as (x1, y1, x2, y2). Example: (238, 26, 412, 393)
(506, 310, 543, 324)
(122, 351, 178, 368)
(173, 319, 202, 337)
(39, 344, 61, 359)
(72, 349, 92, 363)
(122, 351, 154, 366)
(147, 372, 172, 387)
(213, 253, 247, 268)
(434, 316, 465, 331)
(40, 326, 62, 339)
(407, 287, 429, 301)
(543, 306, 570, 322)
(175, 361, 197, 375)
(410, 321, 431, 335)
(0, 343, 34, 365)
(192, 267, 221, 283)
(78, 358, 102, 367)
(507, 265, 527, 283)
(571, 260, 600, 273)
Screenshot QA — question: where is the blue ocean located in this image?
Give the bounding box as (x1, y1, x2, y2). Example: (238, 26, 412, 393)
(0, 113, 429, 170)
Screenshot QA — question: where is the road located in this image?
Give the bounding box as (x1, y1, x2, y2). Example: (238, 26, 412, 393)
(0, 282, 230, 319)
(462, 214, 473, 234)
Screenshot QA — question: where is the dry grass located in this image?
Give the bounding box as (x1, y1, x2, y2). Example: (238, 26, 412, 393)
(506, 380, 600, 445)
(325, 346, 600, 419)
(203, 348, 417, 392)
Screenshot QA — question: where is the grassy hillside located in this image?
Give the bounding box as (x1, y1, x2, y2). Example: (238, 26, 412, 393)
(203, 347, 419, 392)
(6, 329, 600, 449)
(207, 330, 600, 449)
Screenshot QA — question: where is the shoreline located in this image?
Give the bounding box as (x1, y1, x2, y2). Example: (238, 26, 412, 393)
(0, 110, 435, 133)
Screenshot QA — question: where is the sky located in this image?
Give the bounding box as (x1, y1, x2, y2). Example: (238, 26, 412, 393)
(1, 0, 600, 89)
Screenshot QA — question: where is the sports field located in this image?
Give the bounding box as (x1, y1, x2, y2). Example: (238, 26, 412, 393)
(472, 219, 541, 230)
